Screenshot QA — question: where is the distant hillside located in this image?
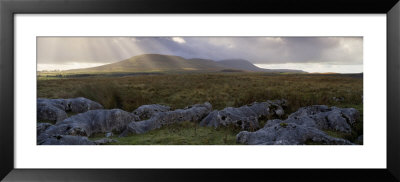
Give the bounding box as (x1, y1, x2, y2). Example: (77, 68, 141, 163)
(268, 69, 306, 73)
(217, 59, 306, 73)
(309, 72, 338, 74)
(66, 54, 226, 73)
(64, 54, 306, 73)
(217, 59, 267, 72)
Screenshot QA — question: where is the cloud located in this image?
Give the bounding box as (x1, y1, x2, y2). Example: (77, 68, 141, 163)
(171, 37, 186, 44)
(37, 37, 363, 66)
(256, 63, 362, 73)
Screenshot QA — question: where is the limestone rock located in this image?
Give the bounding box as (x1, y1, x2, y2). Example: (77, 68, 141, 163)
(121, 102, 212, 136)
(105, 132, 113, 138)
(37, 97, 103, 123)
(94, 138, 118, 145)
(37, 123, 53, 136)
(37, 101, 68, 123)
(236, 105, 360, 145)
(236, 123, 353, 145)
(199, 100, 286, 131)
(264, 105, 359, 133)
(40, 135, 95, 145)
(200, 108, 259, 131)
(133, 104, 170, 120)
(38, 109, 138, 144)
(332, 97, 345, 102)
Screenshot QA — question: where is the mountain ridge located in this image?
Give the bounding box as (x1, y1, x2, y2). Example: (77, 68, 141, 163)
(64, 54, 306, 73)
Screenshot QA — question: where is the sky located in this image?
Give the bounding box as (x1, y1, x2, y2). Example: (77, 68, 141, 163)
(37, 37, 363, 73)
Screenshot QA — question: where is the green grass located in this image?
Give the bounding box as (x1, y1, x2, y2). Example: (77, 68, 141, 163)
(279, 122, 288, 128)
(89, 121, 240, 145)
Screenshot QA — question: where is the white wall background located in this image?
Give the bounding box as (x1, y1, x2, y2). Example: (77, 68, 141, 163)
(15, 14, 386, 168)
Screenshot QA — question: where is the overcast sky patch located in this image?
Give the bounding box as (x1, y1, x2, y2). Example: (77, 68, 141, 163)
(37, 37, 363, 70)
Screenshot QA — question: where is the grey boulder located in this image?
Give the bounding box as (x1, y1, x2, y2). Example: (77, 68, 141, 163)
(94, 138, 118, 145)
(121, 102, 212, 136)
(200, 109, 259, 131)
(37, 101, 68, 123)
(37, 97, 104, 123)
(37, 123, 53, 136)
(264, 105, 359, 133)
(332, 97, 345, 102)
(40, 135, 117, 145)
(236, 123, 353, 145)
(38, 109, 138, 144)
(105, 132, 113, 138)
(40, 135, 95, 145)
(200, 100, 286, 131)
(133, 104, 170, 120)
(236, 105, 360, 145)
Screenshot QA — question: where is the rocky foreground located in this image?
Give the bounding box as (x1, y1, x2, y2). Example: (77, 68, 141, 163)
(37, 97, 361, 145)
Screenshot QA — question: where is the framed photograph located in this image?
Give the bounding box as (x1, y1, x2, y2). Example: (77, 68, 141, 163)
(1, 0, 399, 181)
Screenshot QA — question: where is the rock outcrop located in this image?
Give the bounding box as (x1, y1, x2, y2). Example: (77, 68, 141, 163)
(93, 138, 118, 145)
(38, 109, 138, 144)
(37, 98, 360, 145)
(236, 123, 353, 145)
(263, 105, 359, 133)
(37, 123, 53, 136)
(37, 97, 104, 123)
(40, 135, 117, 145)
(200, 100, 286, 130)
(40, 135, 95, 145)
(133, 104, 171, 120)
(121, 102, 212, 136)
(236, 105, 359, 145)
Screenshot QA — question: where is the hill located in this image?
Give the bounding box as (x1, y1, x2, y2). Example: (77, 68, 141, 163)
(217, 59, 305, 73)
(63, 54, 306, 74)
(66, 54, 226, 73)
(217, 59, 267, 72)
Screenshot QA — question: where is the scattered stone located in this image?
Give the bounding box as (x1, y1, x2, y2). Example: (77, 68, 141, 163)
(38, 109, 138, 144)
(37, 97, 104, 123)
(40, 135, 95, 145)
(37, 98, 360, 146)
(121, 102, 212, 136)
(94, 138, 118, 145)
(105, 132, 113, 138)
(37, 123, 53, 136)
(133, 104, 170, 120)
(332, 97, 344, 102)
(200, 109, 259, 131)
(236, 123, 353, 145)
(37, 101, 68, 123)
(236, 105, 360, 145)
(199, 100, 286, 131)
(264, 105, 359, 133)
(60, 109, 138, 136)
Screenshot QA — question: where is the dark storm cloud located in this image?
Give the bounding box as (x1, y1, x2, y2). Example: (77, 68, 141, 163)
(37, 37, 362, 65)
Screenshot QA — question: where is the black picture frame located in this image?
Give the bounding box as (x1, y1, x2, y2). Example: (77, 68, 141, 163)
(1, 0, 399, 181)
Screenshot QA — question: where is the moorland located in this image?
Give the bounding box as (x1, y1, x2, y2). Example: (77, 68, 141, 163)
(37, 54, 363, 145)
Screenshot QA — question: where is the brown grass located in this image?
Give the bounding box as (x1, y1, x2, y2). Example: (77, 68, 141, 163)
(37, 73, 363, 114)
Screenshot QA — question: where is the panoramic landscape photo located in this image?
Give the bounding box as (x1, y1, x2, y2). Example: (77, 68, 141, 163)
(37, 36, 363, 145)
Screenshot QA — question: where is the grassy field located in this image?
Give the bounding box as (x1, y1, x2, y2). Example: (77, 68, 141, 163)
(90, 121, 241, 145)
(37, 72, 363, 144)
